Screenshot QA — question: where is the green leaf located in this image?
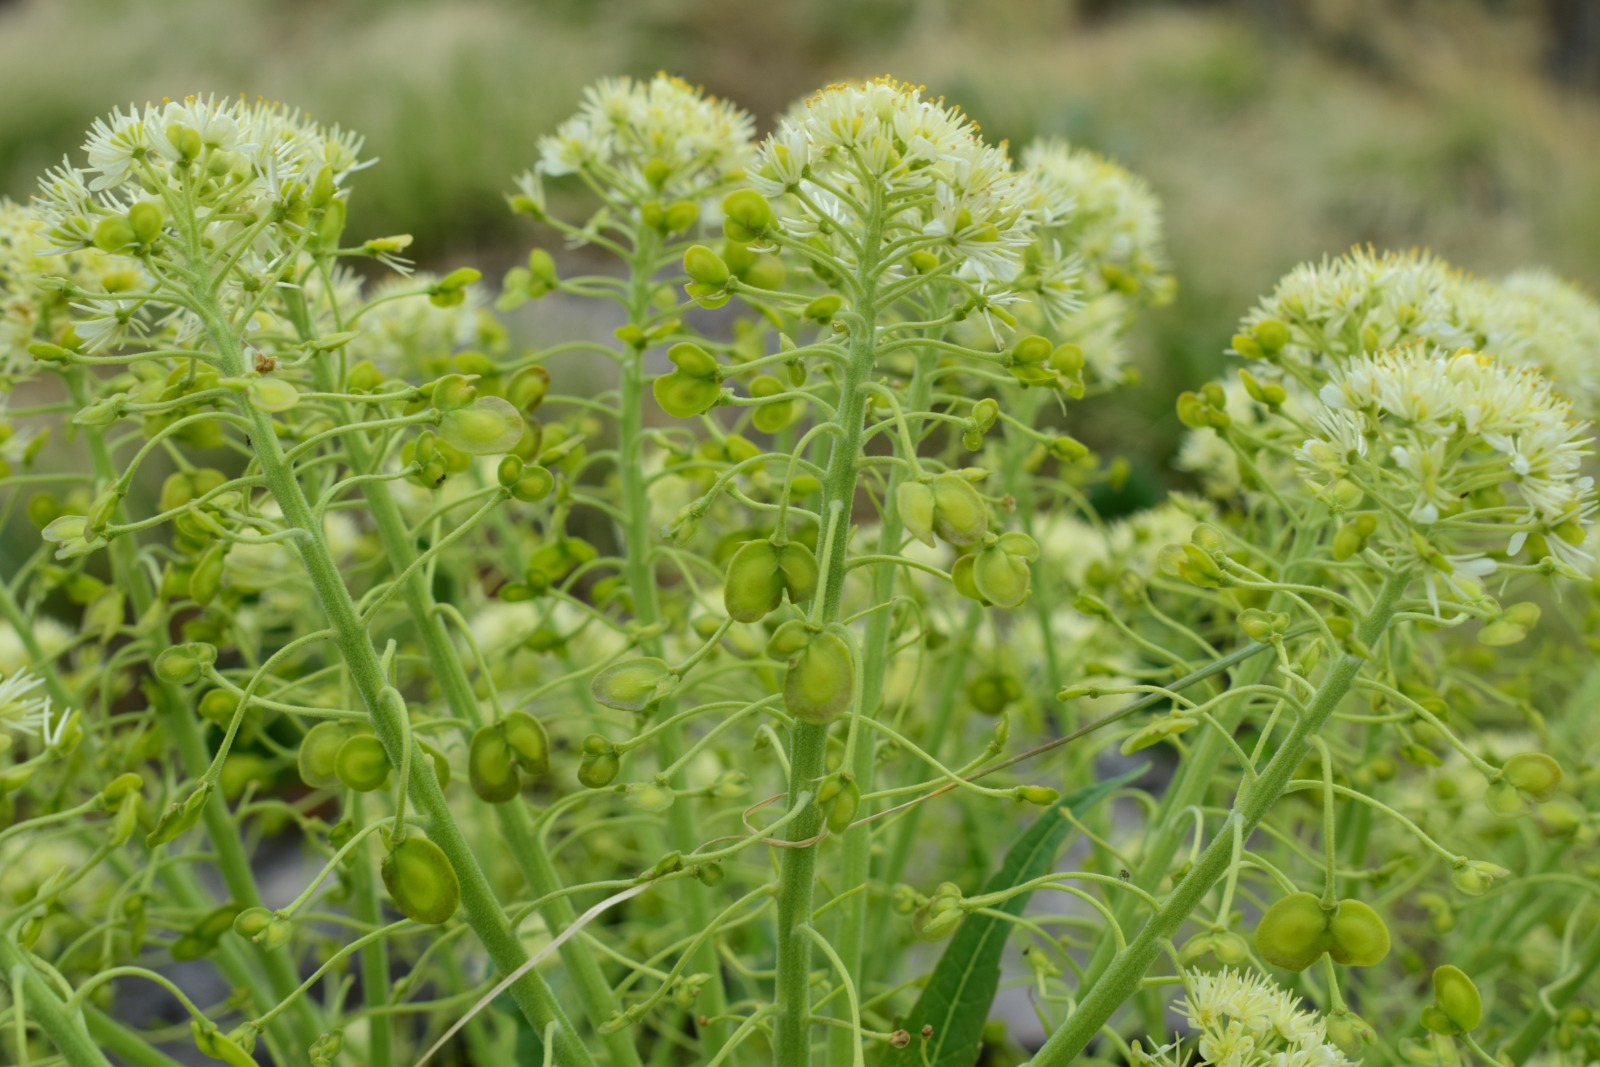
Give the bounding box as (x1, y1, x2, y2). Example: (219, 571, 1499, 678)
(880, 766, 1145, 1067)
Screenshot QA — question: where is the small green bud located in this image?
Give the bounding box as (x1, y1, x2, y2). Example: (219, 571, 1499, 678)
(1015, 785, 1059, 807)
(578, 746, 621, 789)
(154, 642, 215, 685)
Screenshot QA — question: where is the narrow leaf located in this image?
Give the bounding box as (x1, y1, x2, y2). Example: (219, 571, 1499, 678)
(882, 766, 1145, 1067)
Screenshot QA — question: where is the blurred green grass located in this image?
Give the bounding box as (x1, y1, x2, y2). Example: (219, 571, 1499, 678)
(3, 0, 1597, 482)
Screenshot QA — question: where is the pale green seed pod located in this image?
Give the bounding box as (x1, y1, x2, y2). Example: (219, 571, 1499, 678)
(769, 624, 854, 725)
(1504, 752, 1562, 803)
(438, 396, 525, 455)
(469, 725, 522, 804)
(930, 472, 987, 545)
(1327, 899, 1390, 966)
(1430, 964, 1482, 1033)
(501, 711, 551, 779)
(334, 734, 392, 793)
(381, 834, 460, 925)
(590, 657, 677, 713)
(971, 543, 1031, 608)
(1254, 891, 1331, 971)
(897, 481, 938, 547)
(299, 722, 364, 790)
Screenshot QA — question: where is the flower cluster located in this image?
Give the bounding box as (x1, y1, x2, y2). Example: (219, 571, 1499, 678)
(527, 73, 754, 209)
(752, 78, 1040, 293)
(1135, 969, 1355, 1067)
(1299, 347, 1596, 577)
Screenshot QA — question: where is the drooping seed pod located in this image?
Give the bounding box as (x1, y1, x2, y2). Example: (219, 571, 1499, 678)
(469, 725, 522, 804)
(1254, 891, 1331, 971)
(381, 834, 461, 925)
(334, 734, 392, 793)
(1327, 899, 1391, 966)
(591, 657, 677, 713)
(768, 621, 855, 725)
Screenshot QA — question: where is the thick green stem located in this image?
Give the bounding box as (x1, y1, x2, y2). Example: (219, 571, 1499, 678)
(774, 214, 883, 1067)
(825, 354, 930, 1067)
(0, 937, 112, 1067)
(300, 317, 640, 1067)
(200, 310, 593, 1066)
(348, 794, 392, 1067)
(1030, 569, 1410, 1067)
(83, 1006, 187, 1067)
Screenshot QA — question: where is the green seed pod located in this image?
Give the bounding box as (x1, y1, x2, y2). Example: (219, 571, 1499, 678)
(299, 722, 364, 789)
(1327, 899, 1390, 966)
(128, 201, 163, 244)
(897, 481, 938, 547)
(1504, 752, 1563, 803)
(966, 671, 1020, 714)
(654, 342, 723, 418)
(749, 375, 799, 433)
(683, 244, 730, 287)
(469, 724, 522, 803)
(950, 554, 987, 604)
(625, 781, 676, 813)
(233, 907, 275, 939)
(93, 215, 136, 253)
(591, 657, 677, 713)
(1450, 859, 1508, 896)
(154, 642, 213, 685)
(773, 624, 854, 725)
(1324, 1010, 1375, 1055)
(501, 711, 550, 778)
(912, 882, 965, 941)
(506, 365, 552, 414)
(1015, 785, 1060, 807)
(578, 747, 621, 789)
(1254, 891, 1331, 971)
(803, 294, 843, 323)
(722, 189, 773, 237)
(381, 834, 460, 925)
(438, 395, 524, 455)
(146, 783, 214, 848)
(819, 775, 861, 834)
(192, 1023, 257, 1067)
(334, 734, 392, 793)
(188, 545, 225, 605)
(1430, 964, 1482, 1033)
(929, 472, 987, 545)
(971, 542, 1032, 608)
(723, 539, 786, 622)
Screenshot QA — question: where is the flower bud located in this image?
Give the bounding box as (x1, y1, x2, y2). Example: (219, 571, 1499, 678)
(1450, 859, 1510, 896)
(382, 834, 460, 925)
(146, 783, 214, 848)
(192, 1023, 257, 1067)
(1325, 1009, 1376, 1055)
(233, 907, 275, 939)
(197, 688, 237, 725)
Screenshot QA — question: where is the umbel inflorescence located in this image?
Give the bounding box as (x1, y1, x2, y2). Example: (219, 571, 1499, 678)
(0, 77, 1597, 1067)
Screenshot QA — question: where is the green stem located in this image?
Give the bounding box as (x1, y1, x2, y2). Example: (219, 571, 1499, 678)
(349, 793, 392, 1067)
(0, 937, 112, 1067)
(82, 1006, 187, 1067)
(1505, 919, 1600, 1062)
(66, 370, 318, 1055)
(1030, 569, 1410, 1067)
(826, 353, 931, 1067)
(198, 305, 593, 1066)
(615, 230, 732, 1060)
(774, 202, 884, 1067)
(298, 291, 640, 1067)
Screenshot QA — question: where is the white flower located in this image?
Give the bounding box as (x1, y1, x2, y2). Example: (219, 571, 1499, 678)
(1146, 968, 1354, 1067)
(0, 669, 57, 739)
(1299, 347, 1596, 572)
(752, 78, 1034, 285)
(533, 74, 754, 204)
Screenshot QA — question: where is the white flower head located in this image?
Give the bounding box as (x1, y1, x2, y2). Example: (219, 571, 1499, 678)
(753, 78, 1035, 286)
(1298, 346, 1597, 577)
(534, 74, 754, 205)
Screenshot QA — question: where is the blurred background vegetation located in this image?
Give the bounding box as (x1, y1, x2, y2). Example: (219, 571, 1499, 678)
(3, 0, 1598, 493)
